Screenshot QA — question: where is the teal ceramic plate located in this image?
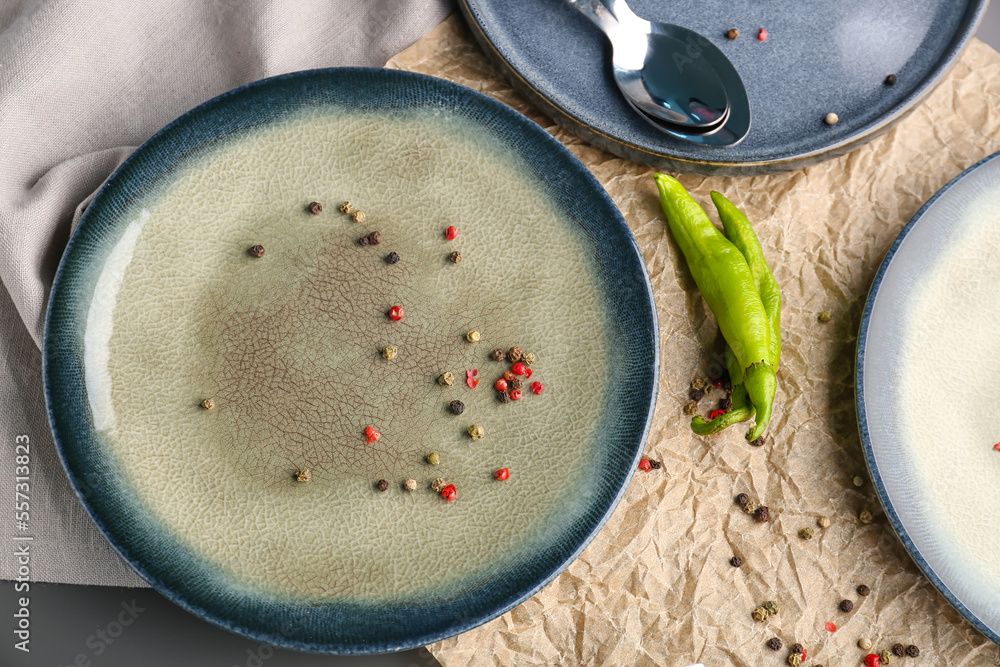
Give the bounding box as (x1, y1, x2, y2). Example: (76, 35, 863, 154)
(858, 150, 1000, 644)
(460, 0, 987, 175)
(43, 68, 659, 653)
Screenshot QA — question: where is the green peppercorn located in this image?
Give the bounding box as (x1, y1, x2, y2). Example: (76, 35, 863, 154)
(294, 469, 311, 482)
(438, 372, 455, 386)
(382, 346, 398, 360)
(200, 398, 215, 410)
(468, 424, 485, 440)
(818, 310, 832, 322)
(799, 527, 815, 540)
(523, 352, 536, 365)
(431, 478, 446, 492)
(466, 330, 481, 343)
(427, 452, 440, 466)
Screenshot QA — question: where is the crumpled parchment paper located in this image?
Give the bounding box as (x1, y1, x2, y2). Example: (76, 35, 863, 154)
(388, 16, 1000, 666)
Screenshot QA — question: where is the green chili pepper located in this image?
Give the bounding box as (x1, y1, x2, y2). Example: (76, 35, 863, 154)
(654, 173, 781, 441)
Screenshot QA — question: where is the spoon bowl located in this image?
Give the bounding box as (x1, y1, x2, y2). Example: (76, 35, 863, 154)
(570, 0, 750, 147)
(571, 0, 733, 130)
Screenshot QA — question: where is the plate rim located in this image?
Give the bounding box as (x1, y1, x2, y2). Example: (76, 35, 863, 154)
(459, 0, 989, 175)
(42, 66, 661, 654)
(856, 148, 1000, 646)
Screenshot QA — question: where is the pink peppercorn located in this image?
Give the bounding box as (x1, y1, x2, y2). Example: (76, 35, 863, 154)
(365, 426, 381, 443)
(638, 459, 652, 472)
(709, 409, 726, 420)
(494, 468, 510, 481)
(495, 379, 508, 392)
(864, 655, 881, 667)
(758, 28, 768, 41)
(512, 362, 526, 376)
(445, 226, 458, 240)
(531, 381, 545, 395)
(389, 306, 404, 321)
(466, 369, 479, 388)
(524, 368, 533, 379)
(441, 484, 457, 501)
(510, 389, 522, 400)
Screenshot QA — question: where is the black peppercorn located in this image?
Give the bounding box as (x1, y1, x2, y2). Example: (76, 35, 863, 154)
(726, 28, 739, 40)
(449, 400, 465, 415)
(721, 395, 733, 411)
(767, 638, 782, 651)
(649, 460, 662, 470)
(839, 599, 854, 613)
(689, 388, 704, 402)
(386, 251, 400, 264)
(735, 493, 749, 507)
(857, 584, 871, 597)
(492, 348, 506, 362)
(376, 479, 389, 492)
(906, 645, 919, 657)
(755, 506, 770, 523)
(730, 556, 743, 567)
(498, 391, 511, 404)
(368, 231, 382, 245)
(751, 435, 766, 447)
(508, 347, 524, 363)
(358, 236, 370, 246)
(510, 377, 523, 391)
(885, 73, 898, 86)
(449, 251, 462, 264)
(307, 201, 323, 215)
(791, 643, 803, 655)
(249, 244, 265, 258)
(892, 644, 905, 657)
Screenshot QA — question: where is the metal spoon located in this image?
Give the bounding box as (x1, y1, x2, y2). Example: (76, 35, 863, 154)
(569, 0, 729, 129)
(571, 0, 751, 146)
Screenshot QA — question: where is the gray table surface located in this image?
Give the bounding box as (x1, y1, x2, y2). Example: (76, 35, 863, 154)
(4, 7, 1000, 666)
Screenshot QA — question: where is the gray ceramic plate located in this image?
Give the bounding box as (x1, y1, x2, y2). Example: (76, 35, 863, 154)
(44, 68, 659, 653)
(461, 0, 988, 175)
(858, 150, 1000, 644)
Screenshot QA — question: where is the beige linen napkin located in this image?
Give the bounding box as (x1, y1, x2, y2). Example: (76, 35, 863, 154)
(0, 0, 454, 586)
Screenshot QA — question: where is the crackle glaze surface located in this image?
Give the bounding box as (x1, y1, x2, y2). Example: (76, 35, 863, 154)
(44, 69, 658, 652)
(90, 108, 609, 600)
